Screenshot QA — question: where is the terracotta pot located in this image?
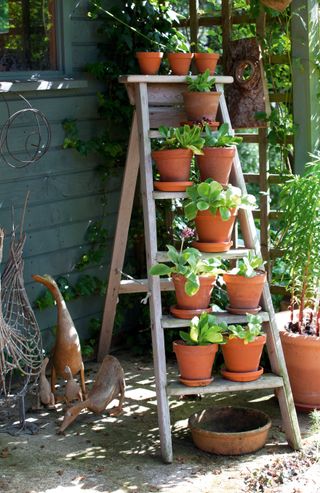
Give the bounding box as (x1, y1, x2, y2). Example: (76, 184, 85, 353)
(189, 406, 271, 455)
(221, 335, 266, 374)
(260, 0, 292, 12)
(194, 52, 220, 75)
(136, 52, 163, 75)
(223, 271, 266, 312)
(183, 91, 221, 121)
(151, 148, 192, 182)
(195, 208, 237, 243)
(196, 147, 235, 185)
(276, 310, 320, 412)
(172, 273, 216, 310)
(173, 340, 218, 386)
(167, 52, 193, 75)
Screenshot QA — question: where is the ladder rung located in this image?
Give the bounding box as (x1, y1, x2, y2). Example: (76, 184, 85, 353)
(119, 278, 174, 294)
(156, 249, 252, 262)
(167, 373, 283, 396)
(162, 311, 270, 328)
(153, 191, 187, 199)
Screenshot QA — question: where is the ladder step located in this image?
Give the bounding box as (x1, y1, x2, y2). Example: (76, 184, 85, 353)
(162, 311, 270, 328)
(167, 373, 283, 396)
(153, 191, 187, 200)
(119, 278, 174, 294)
(156, 249, 252, 262)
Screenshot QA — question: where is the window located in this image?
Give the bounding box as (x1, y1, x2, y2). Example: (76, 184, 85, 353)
(0, 0, 57, 72)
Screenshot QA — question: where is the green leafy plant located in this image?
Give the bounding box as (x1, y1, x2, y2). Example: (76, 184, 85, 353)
(179, 312, 227, 345)
(153, 125, 205, 155)
(276, 155, 320, 334)
(203, 123, 243, 148)
(226, 314, 264, 344)
(166, 32, 190, 53)
(228, 252, 265, 278)
(186, 69, 216, 92)
(184, 178, 256, 222)
(149, 245, 223, 296)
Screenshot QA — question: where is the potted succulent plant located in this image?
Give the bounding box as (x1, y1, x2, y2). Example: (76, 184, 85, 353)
(221, 314, 266, 382)
(149, 239, 223, 319)
(196, 123, 243, 185)
(136, 51, 164, 75)
(152, 125, 204, 191)
(173, 312, 227, 386)
(223, 252, 266, 314)
(183, 69, 221, 122)
(184, 178, 256, 252)
(194, 48, 220, 76)
(166, 34, 193, 75)
(275, 157, 320, 411)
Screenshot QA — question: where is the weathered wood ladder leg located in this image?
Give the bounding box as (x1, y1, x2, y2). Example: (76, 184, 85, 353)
(135, 83, 173, 463)
(98, 112, 140, 361)
(217, 84, 302, 450)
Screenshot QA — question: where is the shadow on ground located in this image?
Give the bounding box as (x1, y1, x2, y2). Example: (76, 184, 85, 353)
(0, 351, 314, 493)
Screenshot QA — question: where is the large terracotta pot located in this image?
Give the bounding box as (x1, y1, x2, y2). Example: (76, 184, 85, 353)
(195, 208, 237, 243)
(221, 335, 266, 375)
(260, 0, 292, 12)
(173, 340, 218, 386)
(223, 271, 266, 314)
(276, 310, 320, 412)
(196, 146, 235, 185)
(183, 91, 221, 121)
(136, 52, 163, 75)
(194, 53, 220, 75)
(167, 53, 193, 75)
(151, 148, 192, 182)
(172, 273, 216, 310)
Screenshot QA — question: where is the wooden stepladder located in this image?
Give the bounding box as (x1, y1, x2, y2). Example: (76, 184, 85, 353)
(98, 75, 302, 463)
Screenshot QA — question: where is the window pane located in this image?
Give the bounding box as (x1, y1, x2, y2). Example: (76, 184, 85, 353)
(0, 0, 57, 72)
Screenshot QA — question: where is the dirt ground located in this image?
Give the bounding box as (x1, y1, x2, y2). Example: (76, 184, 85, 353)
(0, 350, 319, 493)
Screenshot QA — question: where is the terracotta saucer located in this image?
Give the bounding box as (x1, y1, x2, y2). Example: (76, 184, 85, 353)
(179, 376, 213, 387)
(192, 240, 233, 253)
(221, 366, 264, 382)
(170, 305, 212, 320)
(153, 181, 193, 192)
(226, 304, 262, 315)
(295, 402, 320, 413)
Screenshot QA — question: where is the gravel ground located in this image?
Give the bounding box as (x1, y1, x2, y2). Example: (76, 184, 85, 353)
(0, 351, 317, 493)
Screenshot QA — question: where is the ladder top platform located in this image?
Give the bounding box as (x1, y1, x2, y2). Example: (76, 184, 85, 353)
(119, 75, 234, 85)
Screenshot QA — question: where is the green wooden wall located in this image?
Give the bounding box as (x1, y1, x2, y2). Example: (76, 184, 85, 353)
(0, 6, 121, 350)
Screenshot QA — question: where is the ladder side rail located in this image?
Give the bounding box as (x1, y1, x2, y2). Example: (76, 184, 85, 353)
(135, 82, 173, 463)
(98, 112, 140, 360)
(217, 85, 301, 450)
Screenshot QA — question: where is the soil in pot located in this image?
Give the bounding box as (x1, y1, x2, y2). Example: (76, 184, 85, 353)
(151, 148, 193, 182)
(196, 146, 235, 185)
(194, 53, 220, 75)
(189, 406, 271, 455)
(183, 91, 221, 122)
(167, 53, 193, 75)
(136, 52, 163, 75)
(171, 273, 216, 312)
(173, 340, 218, 386)
(223, 271, 266, 314)
(221, 335, 266, 380)
(277, 310, 320, 412)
